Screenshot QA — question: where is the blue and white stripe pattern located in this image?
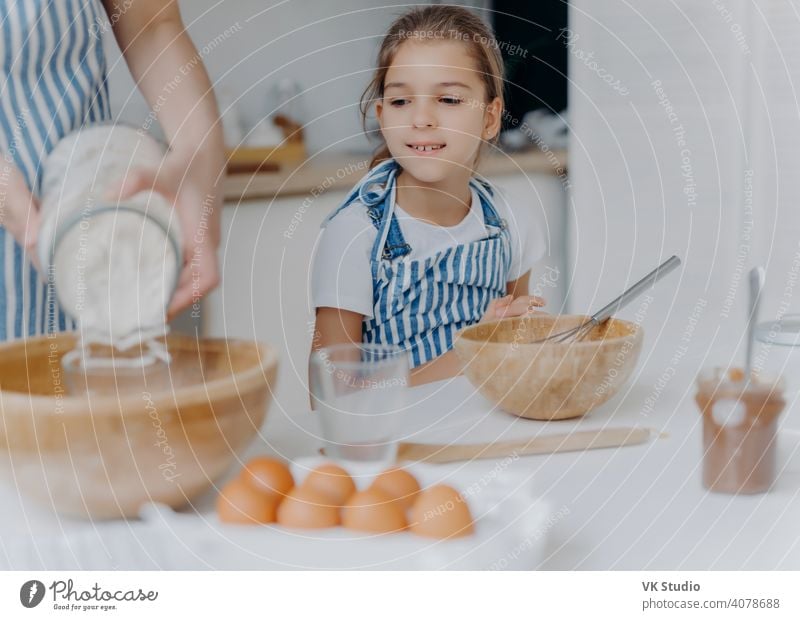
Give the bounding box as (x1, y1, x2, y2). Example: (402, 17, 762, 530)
(325, 159, 511, 368)
(0, 0, 111, 341)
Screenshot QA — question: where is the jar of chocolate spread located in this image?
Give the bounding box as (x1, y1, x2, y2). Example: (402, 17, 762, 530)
(695, 368, 784, 494)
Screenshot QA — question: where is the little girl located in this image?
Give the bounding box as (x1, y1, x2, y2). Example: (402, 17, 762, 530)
(311, 6, 546, 385)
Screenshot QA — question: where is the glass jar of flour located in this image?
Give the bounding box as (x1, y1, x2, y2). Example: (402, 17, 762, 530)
(38, 124, 182, 346)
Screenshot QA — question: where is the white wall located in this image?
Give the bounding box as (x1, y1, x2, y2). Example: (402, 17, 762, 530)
(102, 0, 420, 154)
(568, 0, 800, 374)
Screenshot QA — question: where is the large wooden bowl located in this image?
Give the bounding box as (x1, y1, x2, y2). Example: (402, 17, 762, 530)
(0, 333, 278, 519)
(454, 315, 643, 420)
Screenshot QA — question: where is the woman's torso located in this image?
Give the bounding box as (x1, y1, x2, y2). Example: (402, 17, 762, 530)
(0, 0, 112, 339)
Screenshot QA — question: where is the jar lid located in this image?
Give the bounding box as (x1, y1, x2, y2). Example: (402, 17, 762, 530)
(755, 314, 800, 346)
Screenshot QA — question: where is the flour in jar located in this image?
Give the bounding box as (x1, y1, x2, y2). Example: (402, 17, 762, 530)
(39, 125, 182, 347)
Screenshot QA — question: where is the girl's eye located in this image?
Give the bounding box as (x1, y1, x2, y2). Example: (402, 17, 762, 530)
(389, 98, 410, 107)
(439, 96, 463, 105)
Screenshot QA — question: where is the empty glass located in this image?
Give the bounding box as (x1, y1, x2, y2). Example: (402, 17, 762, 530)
(754, 315, 800, 422)
(309, 343, 410, 462)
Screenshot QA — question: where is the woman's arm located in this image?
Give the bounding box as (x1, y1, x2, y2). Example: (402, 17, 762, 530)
(103, 0, 225, 318)
(105, 1, 222, 168)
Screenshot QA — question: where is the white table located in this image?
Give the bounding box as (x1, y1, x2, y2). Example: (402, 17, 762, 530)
(1, 367, 798, 570)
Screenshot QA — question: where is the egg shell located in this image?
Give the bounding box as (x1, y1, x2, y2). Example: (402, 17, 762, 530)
(241, 457, 294, 499)
(409, 484, 474, 539)
(342, 489, 408, 534)
(301, 463, 356, 505)
(276, 486, 341, 529)
(369, 468, 421, 511)
(216, 478, 278, 525)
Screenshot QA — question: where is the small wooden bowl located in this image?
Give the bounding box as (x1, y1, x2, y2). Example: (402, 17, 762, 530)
(0, 333, 278, 519)
(454, 315, 643, 420)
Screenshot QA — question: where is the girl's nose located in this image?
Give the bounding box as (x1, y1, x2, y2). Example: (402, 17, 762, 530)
(412, 97, 436, 129)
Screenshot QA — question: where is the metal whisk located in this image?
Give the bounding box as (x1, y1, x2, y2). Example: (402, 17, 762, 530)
(533, 255, 681, 344)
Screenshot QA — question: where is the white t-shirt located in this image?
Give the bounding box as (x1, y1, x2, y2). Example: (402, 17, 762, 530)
(311, 185, 544, 319)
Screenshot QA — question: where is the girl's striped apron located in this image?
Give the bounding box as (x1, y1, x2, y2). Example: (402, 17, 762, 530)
(0, 0, 111, 341)
(324, 160, 512, 368)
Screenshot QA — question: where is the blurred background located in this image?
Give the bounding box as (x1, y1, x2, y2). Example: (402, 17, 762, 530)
(101, 0, 800, 415)
(104, 0, 568, 155)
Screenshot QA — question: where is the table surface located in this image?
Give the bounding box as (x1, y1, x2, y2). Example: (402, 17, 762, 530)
(1, 364, 798, 570)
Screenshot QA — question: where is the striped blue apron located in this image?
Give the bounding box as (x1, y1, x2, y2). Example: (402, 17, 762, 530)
(0, 0, 111, 341)
(324, 160, 512, 368)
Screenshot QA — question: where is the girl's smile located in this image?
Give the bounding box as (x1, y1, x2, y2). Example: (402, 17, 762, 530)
(406, 142, 446, 154)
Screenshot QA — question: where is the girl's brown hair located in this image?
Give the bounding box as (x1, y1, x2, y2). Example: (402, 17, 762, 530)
(360, 5, 505, 168)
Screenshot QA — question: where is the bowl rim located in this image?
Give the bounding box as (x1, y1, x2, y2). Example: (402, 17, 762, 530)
(454, 314, 643, 348)
(0, 333, 279, 415)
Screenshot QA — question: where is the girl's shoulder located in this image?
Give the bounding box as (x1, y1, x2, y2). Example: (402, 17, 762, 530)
(470, 175, 513, 218)
(318, 194, 381, 264)
(322, 159, 399, 227)
(314, 196, 378, 270)
(321, 197, 376, 236)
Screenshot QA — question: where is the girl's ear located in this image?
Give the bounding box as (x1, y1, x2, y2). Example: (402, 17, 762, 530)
(375, 99, 384, 128)
(483, 97, 503, 141)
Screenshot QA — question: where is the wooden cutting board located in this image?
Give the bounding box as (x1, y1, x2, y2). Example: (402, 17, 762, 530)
(396, 427, 657, 463)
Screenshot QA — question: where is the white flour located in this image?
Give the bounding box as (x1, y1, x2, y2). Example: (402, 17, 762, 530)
(39, 125, 181, 354)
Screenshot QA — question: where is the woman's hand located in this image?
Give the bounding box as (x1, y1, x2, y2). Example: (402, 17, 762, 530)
(106, 0, 226, 320)
(0, 161, 42, 269)
(107, 149, 222, 320)
(480, 294, 546, 323)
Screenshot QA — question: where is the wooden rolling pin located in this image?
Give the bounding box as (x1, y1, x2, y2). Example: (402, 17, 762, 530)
(396, 427, 657, 464)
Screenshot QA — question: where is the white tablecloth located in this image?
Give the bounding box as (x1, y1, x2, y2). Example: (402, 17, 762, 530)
(1, 366, 798, 570)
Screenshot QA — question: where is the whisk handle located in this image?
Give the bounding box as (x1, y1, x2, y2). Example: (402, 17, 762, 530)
(590, 255, 681, 324)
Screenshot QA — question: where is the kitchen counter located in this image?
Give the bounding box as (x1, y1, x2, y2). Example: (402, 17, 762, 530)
(222, 147, 567, 203)
(1, 357, 797, 570)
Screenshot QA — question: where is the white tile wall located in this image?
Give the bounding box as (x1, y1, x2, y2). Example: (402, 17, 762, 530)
(103, 0, 421, 153)
(568, 0, 800, 374)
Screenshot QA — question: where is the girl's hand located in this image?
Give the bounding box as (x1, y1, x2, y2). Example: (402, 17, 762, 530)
(106, 150, 222, 320)
(0, 161, 42, 270)
(480, 294, 546, 323)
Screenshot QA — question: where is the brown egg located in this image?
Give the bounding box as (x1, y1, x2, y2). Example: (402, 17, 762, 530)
(241, 457, 294, 499)
(301, 463, 356, 505)
(216, 478, 278, 524)
(409, 485, 474, 539)
(276, 486, 340, 529)
(342, 489, 408, 534)
(370, 468, 421, 511)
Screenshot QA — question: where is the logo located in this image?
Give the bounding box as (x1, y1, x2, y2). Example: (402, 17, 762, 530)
(20, 580, 45, 608)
